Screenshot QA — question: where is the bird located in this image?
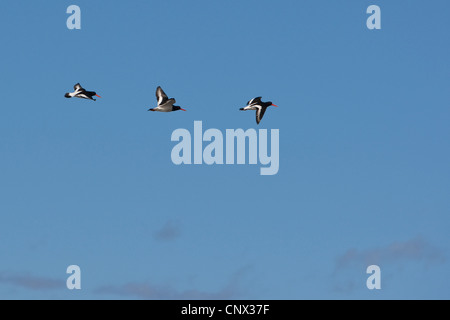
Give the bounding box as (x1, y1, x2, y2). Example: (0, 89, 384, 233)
(65, 83, 101, 101)
(148, 86, 186, 112)
(240, 97, 278, 124)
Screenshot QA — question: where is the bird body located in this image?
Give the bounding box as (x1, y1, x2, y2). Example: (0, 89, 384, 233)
(149, 86, 186, 112)
(65, 83, 101, 101)
(240, 97, 278, 124)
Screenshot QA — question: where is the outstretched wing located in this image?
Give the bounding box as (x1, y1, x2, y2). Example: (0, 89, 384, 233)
(156, 86, 170, 106)
(74, 83, 83, 91)
(248, 97, 262, 106)
(256, 106, 266, 125)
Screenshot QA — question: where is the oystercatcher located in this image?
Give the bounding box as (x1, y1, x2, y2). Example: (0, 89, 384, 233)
(65, 83, 101, 101)
(240, 97, 278, 124)
(148, 86, 186, 112)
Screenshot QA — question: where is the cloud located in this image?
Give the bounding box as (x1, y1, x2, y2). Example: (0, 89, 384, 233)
(0, 272, 64, 291)
(335, 236, 445, 271)
(96, 283, 232, 300)
(95, 266, 249, 300)
(153, 220, 182, 242)
(331, 236, 446, 294)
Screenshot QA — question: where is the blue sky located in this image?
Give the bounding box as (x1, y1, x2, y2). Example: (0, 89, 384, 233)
(0, 0, 449, 299)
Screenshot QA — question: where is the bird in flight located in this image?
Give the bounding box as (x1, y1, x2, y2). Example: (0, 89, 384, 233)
(149, 86, 186, 112)
(240, 97, 278, 124)
(65, 83, 101, 101)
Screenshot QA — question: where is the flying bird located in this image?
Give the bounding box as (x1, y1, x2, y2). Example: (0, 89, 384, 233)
(240, 97, 278, 124)
(65, 83, 101, 101)
(148, 86, 186, 112)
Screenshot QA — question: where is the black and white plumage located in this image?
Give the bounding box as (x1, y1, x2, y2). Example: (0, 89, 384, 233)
(240, 97, 278, 124)
(148, 86, 186, 112)
(65, 83, 101, 101)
